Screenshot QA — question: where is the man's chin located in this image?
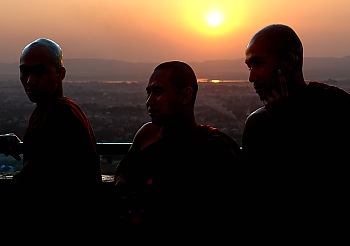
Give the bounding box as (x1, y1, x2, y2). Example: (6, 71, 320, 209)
(26, 93, 40, 103)
(151, 117, 167, 126)
(258, 90, 271, 102)
(151, 119, 162, 126)
(258, 94, 266, 102)
(263, 100, 269, 106)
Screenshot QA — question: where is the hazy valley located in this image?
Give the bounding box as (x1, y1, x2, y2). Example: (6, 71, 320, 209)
(1, 58, 350, 174)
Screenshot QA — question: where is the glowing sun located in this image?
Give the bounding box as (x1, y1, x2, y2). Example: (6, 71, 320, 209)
(206, 11, 223, 27)
(182, 1, 246, 37)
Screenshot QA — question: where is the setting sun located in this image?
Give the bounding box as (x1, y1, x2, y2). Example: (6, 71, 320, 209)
(206, 12, 223, 27)
(181, 1, 247, 37)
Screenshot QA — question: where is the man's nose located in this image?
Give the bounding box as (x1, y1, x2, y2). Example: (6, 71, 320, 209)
(25, 74, 37, 85)
(248, 69, 256, 83)
(146, 94, 155, 107)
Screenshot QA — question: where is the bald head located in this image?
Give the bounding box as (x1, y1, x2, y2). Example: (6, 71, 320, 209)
(248, 24, 303, 70)
(20, 38, 64, 69)
(19, 38, 66, 104)
(151, 61, 198, 105)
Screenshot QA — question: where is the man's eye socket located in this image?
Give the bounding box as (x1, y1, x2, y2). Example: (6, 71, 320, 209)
(20, 67, 29, 75)
(20, 65, 48, 76)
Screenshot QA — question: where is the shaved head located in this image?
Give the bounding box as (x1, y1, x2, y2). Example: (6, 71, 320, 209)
(248, 24, 303, 70)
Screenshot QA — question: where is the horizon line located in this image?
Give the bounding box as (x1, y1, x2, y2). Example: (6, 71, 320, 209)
(2, 55, 350, 64)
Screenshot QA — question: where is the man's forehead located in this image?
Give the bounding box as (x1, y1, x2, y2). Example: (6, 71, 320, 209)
(148, 70, 172, 85)
(147, 80, 166, 90)
(20, 46, 52, 65)
(245, 43, 263, 60)
(246, 37, 273, 57)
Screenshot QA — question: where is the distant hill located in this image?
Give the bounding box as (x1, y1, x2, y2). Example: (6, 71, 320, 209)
(1, 56, 350, 81)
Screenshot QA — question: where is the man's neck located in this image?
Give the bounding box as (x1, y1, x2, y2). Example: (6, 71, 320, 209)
(163, 118, 197, 137)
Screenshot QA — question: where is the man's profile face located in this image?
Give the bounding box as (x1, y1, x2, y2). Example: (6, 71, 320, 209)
(146, 69, 183, 126)
(245, 37, 282, 102)
(19, 45, 60, 103)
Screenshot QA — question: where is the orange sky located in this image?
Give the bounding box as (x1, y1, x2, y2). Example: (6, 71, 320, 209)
(1, 0, 350, 63)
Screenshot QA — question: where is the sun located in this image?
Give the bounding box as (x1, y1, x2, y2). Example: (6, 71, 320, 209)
(181, 1, 247, 37)
(206, 11, 223, 27)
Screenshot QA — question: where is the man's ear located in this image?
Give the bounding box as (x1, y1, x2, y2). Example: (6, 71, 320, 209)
(182, 87, 193, 104)
(58, 67, 66, 80)
(286, 52, 298, 70)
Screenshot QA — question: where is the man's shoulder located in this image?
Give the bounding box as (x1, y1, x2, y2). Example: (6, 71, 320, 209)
(245, 107, 268, 122)
(45, 97, 80, 113)
(307, 81, 350, 99)
(135, 122, 162, 138)
(195, 124, 233, 141)
(196, 124, 240, 153)
(49, 97, 87, 117)
(133, 122, 163, 149)
(54, 97, 81, 109)
(39, 97, 92, 129)
(306, 82, 350, 114)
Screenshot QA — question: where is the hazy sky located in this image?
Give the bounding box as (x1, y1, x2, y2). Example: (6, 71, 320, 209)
(1, 0, 350, 63)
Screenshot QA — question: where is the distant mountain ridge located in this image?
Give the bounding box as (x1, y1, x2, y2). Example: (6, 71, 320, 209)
(1, 56, 350, 81)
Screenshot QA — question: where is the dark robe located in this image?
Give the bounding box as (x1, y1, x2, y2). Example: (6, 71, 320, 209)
(11, 97, 102, 226)
(241, 82, 350, 237)
(114, 124, 241, 237)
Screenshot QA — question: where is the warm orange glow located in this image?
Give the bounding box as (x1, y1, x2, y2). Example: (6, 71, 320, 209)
(211, 79, 221, 83)
(1, 1, 350, 63)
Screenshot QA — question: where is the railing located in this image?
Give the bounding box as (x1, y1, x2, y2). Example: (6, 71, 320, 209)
(0, 142, 132, 186)
(15, 142, 132, 155)
(96, 142, 132, 155)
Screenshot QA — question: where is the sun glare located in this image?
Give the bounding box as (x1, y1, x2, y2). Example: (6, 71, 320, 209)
(181, 1, 247, 37)
(206, 12, 223, 27)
